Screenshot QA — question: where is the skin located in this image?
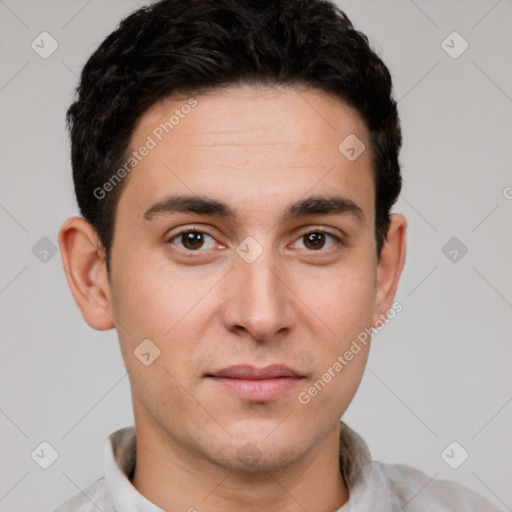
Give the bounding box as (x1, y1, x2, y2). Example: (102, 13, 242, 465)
(59, 84, 406, 512)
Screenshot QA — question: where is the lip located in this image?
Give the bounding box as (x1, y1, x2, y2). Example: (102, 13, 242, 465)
(206, 364, 305, 401)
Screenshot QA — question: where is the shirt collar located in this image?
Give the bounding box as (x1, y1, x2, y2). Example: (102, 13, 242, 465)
(105, 426, 165, 511)
(104, 421, 375, 511)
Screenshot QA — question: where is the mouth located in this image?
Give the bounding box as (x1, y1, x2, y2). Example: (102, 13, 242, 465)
(206, 364, 305, 402)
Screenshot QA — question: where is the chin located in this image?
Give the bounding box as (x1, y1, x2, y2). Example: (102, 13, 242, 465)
(212, 440, 305, 474)
(200, 418, 309, 473)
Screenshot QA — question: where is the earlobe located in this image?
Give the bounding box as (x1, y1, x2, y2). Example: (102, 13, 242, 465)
(373, 213, 407, 323)
(58, 217, 116, 331)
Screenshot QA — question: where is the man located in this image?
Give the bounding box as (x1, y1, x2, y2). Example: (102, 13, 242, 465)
(56, 0, 503, 510)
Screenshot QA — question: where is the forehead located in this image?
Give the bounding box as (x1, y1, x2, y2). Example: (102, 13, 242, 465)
(118, 84, 374, 224)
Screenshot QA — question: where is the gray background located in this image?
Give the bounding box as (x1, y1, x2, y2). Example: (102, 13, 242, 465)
(0, 0, 511, 510)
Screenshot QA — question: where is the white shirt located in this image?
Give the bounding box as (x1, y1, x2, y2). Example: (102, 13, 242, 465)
(54, 421, 503, 511)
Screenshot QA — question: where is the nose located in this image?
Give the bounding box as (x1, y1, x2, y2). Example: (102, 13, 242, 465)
(221, 244, 295, 343)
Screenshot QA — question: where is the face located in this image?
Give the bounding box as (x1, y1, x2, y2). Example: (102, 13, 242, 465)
(66, 84, 406, 473)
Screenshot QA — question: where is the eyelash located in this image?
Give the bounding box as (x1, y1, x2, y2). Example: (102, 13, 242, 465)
(166, 227, 344, 254)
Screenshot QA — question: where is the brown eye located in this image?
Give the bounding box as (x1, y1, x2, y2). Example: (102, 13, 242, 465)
(303, 232, 326, 250)
(168, 231, 217, 251)
(181, 232, 204, 250)
(294, 231, 341, 252)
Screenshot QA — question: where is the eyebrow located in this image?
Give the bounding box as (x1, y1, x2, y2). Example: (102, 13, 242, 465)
(143, 194, 365, 224)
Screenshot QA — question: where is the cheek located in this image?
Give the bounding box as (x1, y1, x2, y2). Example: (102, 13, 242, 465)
(109, 255, 220, 374)
(294, 269, 374, 418)
(110, 265, 205, 412)
(109, 270, 168, 338)
(295, 258, 377, 343)
(297, 349, 369, 425)
(110, 252, 194, 335)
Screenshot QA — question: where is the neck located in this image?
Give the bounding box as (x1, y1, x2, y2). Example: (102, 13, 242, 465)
(131, 419, 349, 512)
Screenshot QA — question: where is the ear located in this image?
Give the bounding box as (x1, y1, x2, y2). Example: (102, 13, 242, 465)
(58, 217, 115, 331)
(372, 213, 407, 323)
